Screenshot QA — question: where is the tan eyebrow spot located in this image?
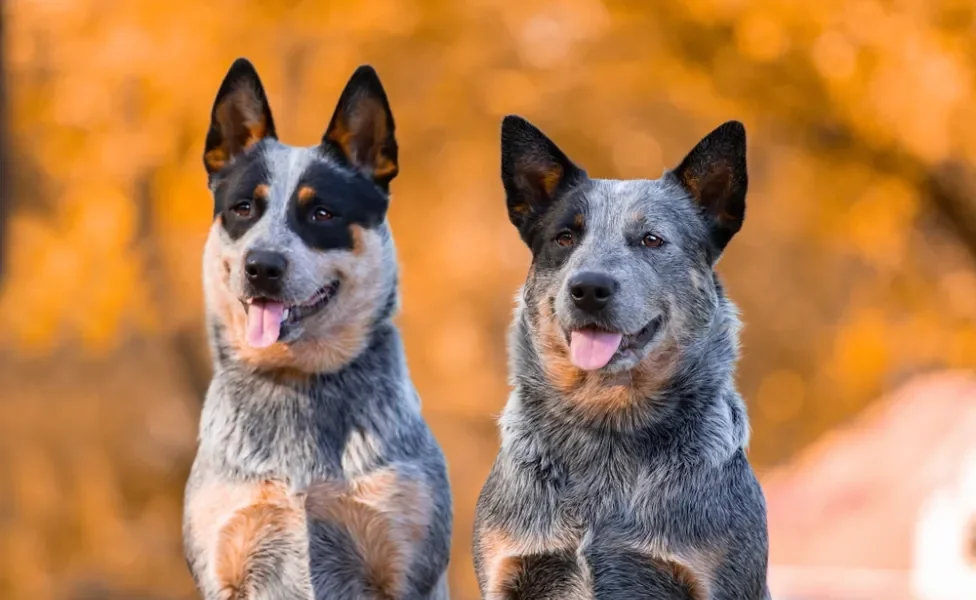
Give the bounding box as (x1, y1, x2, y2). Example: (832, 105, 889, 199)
(254, 183, 270, 199)
(297, 185, 316, 205)
(350, 224, 369, 256)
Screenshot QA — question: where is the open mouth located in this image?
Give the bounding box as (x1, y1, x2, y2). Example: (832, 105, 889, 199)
(280, 280, 341, 326)
(566, 315, 663, 372)
(240, 280, 341, 349)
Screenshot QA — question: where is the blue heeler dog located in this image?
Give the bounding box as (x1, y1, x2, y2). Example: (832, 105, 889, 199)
(473, 116, 770, 599)
(183, 59, 452, 600)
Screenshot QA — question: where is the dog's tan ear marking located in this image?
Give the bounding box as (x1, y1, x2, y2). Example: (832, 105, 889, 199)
(508, 161, 564, 218)
(322, 65, 398, 191)
(204, 58, 277, 176)
(500, 115, 586, 243)
(671, 120, 747, 258)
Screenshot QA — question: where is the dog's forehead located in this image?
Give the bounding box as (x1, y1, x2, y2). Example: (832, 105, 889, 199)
(583, 178, 690, 226)
(260, 141, 338, 195)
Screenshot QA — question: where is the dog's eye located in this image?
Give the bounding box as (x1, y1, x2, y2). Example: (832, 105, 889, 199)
(641, 233, 665, 248)
(555, 231, 576, 247)
(231, 201, 252, 218)
(311, 207, 335, 223)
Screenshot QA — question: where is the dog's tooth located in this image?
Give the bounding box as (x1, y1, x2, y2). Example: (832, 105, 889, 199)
(282, 308, 290, 320)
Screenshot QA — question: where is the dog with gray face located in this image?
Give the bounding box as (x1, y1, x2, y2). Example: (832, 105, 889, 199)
(473, 116, 770, 599)
(183, 59, 452, 600)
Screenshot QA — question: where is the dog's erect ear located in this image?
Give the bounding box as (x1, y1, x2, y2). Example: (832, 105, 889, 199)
(321, 65, 398, 191)
(671, 120, 748, 259)
(204, 58, 277, 177)
(501, 116, 586, 242)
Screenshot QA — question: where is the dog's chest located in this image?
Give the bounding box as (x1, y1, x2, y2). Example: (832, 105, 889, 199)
(210, 421, 387, 489)
(553, 446, 669, 518)
(529, 456, 691, 561)
(203, 380, 390, 484)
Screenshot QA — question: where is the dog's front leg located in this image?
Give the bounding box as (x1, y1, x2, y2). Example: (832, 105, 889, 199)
(184, 479, 314, 600)
(305, 461, 451, 600)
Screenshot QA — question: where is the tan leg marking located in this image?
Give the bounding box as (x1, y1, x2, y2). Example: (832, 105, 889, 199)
(629, 541, 725, 600)
(478, 527, 582, 600)
(186, 480, 309, 598)
(305, 469, 433, 598)
(215, 501, 307, 599)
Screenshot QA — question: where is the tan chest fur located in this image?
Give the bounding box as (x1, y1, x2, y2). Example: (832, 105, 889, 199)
(478, 521, 720, 600)
(185, 479, 312, 599)
(186, 468, 435, 600)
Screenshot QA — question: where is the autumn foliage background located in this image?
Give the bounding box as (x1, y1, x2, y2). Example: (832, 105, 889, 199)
(2, 1, 976, 598)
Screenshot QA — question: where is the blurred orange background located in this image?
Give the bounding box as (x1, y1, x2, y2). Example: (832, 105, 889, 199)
(2, 1, 976, 599)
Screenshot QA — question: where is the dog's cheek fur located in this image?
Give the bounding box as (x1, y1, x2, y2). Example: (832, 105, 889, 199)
(662, 264, 721, 348)
(203, 222, 250, 348)
(304, 469, 433, 598)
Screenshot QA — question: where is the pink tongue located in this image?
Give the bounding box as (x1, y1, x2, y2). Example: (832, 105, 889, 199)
(569, 330, 624, 371)
(245, 301, 285, 349)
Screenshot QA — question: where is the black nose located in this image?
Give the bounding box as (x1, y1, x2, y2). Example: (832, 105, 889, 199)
(569, 272, 617, 313)
(244, 250, 288, 293)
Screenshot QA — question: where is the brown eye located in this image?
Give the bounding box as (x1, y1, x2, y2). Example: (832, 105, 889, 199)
(641, 233, 664, 248)
(231, 200, 252, 218)
(311, 207, 335, 222)
(555, 231, 575, 247)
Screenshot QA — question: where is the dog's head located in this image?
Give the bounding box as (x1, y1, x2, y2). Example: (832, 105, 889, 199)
(202, 58, 398, 374)
(503, 116, 746, 406)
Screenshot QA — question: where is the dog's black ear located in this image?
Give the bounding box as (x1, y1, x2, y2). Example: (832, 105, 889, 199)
(671, 121, 747, 258)
(204, 58, 277, 177)
(321, 65, 398, 191)
(501, 116, 586, 242)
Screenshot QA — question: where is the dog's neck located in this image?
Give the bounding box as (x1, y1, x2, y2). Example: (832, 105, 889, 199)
(504, 287, 749, 466)
(197, 314, 419, 482)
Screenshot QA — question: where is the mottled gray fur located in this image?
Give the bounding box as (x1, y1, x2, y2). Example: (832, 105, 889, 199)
(473, 116, 769, 599)
(183, 59, 452, 600)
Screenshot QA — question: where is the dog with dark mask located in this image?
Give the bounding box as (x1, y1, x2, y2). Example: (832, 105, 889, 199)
(183, 59, 452, 600)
